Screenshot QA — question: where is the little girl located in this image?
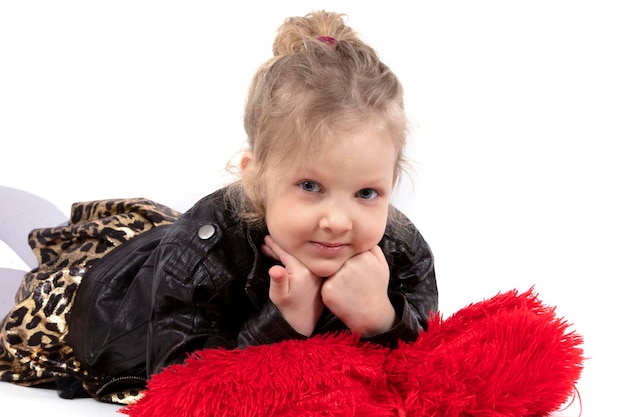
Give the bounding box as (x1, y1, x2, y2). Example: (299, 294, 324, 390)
(0, 10, 438, 404)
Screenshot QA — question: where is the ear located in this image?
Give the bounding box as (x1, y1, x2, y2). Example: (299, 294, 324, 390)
(240, 151, 254, 173)
(239, 151, 258, 201)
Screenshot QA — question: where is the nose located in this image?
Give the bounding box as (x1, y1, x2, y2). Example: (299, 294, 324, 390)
(319, 200, 352, 233)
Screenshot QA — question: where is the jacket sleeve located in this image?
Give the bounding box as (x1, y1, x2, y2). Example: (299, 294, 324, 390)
(236, 300, 307, 347)
(146, 219, 250, 376)
(147, 241, 214, 375)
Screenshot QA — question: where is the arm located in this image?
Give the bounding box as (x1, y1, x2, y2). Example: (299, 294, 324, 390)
(363, 209, 438, 347)
(147, 227, 319, 374)
(237, 235, 325, 347)
(236, 300, 308, 347)
(147, 240, 230, 375)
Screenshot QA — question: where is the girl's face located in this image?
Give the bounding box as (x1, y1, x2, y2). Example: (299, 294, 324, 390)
(261, 127, 397, 278)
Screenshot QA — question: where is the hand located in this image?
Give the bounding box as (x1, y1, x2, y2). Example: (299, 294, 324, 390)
(261, 236, 325, 336)
(321, 245, 397, 337)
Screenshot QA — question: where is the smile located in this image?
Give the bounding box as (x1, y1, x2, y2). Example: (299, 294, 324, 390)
(310, 241, 348, 255)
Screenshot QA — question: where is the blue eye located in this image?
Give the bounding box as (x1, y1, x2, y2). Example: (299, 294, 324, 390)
(357, 188, 379, 200)
(299, 180, 321, 192)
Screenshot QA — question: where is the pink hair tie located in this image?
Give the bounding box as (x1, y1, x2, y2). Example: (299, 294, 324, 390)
(317, 36, 337, 46)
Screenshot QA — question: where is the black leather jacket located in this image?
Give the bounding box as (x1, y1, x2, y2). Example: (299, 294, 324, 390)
(68, 188, 437, 387)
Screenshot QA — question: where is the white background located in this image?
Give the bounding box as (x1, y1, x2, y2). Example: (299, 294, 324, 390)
(1, 1, 625, 415)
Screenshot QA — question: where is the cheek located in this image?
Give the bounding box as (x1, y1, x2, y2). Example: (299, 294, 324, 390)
(355, 208, 389, 248)
(265, 201, 303, 240)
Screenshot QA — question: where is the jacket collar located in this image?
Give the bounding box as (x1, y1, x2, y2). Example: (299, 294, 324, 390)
(243, 225, 273, 309)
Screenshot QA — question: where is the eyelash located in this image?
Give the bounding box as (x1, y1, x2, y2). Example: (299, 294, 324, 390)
(298, 181, 379, 200)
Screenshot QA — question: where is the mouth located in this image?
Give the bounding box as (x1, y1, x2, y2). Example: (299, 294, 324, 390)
(310, 241, 348, 255)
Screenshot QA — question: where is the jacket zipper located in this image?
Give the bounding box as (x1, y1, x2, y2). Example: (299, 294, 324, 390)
(96, 375, 147, 396)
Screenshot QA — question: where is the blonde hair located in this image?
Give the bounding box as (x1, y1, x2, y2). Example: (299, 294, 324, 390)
(226, 10, 408, 227)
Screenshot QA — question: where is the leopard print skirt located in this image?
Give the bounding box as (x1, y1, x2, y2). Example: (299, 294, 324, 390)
(0, 198, 180, 403)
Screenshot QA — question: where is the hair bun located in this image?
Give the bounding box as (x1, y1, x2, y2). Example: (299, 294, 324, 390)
(272, 10, 356, 56)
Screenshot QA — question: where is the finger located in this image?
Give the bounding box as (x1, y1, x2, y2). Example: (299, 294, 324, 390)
(369, 245, 387, 265)
(261, 244, 279, 261)
(263, 235, 290, 264)
(268, 265, 289, 296)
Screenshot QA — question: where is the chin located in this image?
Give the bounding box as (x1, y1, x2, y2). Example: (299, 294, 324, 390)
(308, 263, 343, 279)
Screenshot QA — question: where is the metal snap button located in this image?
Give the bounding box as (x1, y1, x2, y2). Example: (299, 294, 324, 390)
(197, 224, 216, 240)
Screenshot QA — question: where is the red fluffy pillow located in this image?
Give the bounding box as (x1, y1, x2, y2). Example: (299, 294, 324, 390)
(386, 288, 584, 416)
(123, 334, 394, 417)
(121, 288, 584, 417)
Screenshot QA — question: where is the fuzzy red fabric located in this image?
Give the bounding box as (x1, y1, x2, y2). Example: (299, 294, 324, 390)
(121, 288, 584, 417)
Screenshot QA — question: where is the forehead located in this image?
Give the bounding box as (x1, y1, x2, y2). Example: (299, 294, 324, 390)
(268, 126, 398, 180)
(276, 119, 399, 160)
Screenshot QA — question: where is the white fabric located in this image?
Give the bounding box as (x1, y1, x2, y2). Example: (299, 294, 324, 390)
(0, 186, 68, 316)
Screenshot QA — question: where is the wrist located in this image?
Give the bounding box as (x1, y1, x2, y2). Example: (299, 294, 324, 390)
(356, 301, 397, 337)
